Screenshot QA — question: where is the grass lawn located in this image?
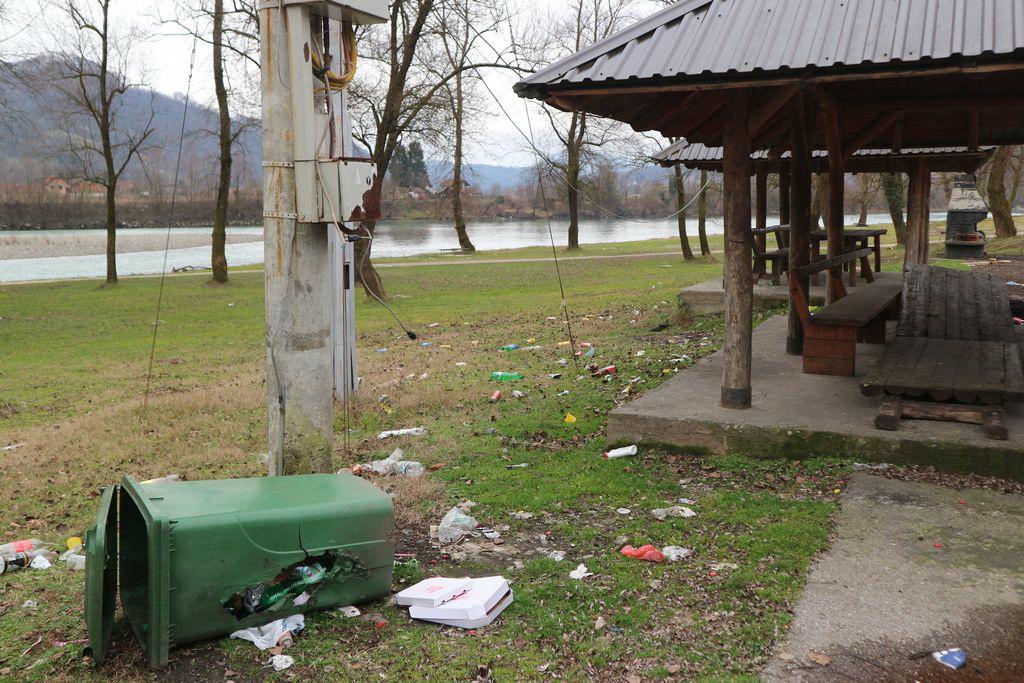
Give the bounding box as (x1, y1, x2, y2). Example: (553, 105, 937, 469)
(2, 242, 853, 680)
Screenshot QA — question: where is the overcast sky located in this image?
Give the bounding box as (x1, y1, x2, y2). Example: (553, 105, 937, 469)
(1, 0, 664, 167)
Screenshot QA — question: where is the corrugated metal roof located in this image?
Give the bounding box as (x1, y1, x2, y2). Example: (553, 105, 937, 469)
(653, 140, 993, 165)
(517, 0, 1024, 96)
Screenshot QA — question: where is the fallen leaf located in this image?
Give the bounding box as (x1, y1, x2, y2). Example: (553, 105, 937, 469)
(594, 616, 605, 630)
(808, 651, 832, 666)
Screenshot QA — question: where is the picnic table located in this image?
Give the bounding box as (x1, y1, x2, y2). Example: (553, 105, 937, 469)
(861, 265, 1024, 439)
(811, 228, 887, 285)
(751, 225, 789, 284)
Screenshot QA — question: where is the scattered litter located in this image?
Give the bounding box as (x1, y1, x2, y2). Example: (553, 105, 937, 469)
(662, 546, 693, 562)
(593, 365, 616, 377)
(355, 448, 424, 477)
(141, 474, 182, 484)
(491, 371, 524, 382)
(651, 506, 696, 521)
(378, 427, 426, 439)
(582, 347, 596, 358)
(230, 615, 305, 651)
(635, 350, 645, 357)
(511, 390, 526, 399)
(512, 511, 534, 520)
(437, 506, 480, 544)
(455, 361, 467, 366)
(428, 322, 440, 328)
(292, 591, 311, 607)
(378, 395, 393, 414)
(709, 562, 739, 572)
(29, 554, 51, 570)
(506, 463, 529, 469)
(337, 605, 361, 617)
(489, 390, 502, 402)
(542, 550, 565, 562)
(376, 347, 388, 353)
(616, 508, 632, 515)
(669, 355, 693, 365)
(419, 342, 433, 347)
(408, 576, 512, 629)
(557, 390, 570, 397)
(270, 654, 294, 671)
(558, 358, 568, 366)
(620, 544, 664, 563)
(548, 373, 562, 379)
(397, 577, 472, 608)
(569, 564, 593, 580)
(22, 600, 37, 610)
(852, 462, 892, 471)
(0, 443, 24, 452)
(499, 344, 520, 351)
(564, 413, 577, 424)
(604, 445, 637, 459)
(546, 316, 558, 321)
(677, 498, 697, 505)
(1007, 280, 1022, 286)
(932, 648, 967, 670)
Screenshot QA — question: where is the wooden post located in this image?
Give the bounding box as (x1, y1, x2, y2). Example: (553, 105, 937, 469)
(779, 166, 791, 247)
(823, 109, 845, 303)
(721, 91, 753, 409)
(261, 5, 335, 475)
(904, 160, 932, 268)
(755, 165, 768, 278)
(787, 95, 813, 355)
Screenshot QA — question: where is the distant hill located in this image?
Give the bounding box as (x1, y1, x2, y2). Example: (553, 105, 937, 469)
(426, 159, 671, 193)
(0, 56, 261, 189)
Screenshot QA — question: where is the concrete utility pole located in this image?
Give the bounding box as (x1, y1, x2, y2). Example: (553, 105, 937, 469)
(259, 0, 385, 475)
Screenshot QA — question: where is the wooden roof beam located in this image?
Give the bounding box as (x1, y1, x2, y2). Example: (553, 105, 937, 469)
(968, 110, 980, 151)
(844, 110, 905, 159)
(634, 92, 701, 132)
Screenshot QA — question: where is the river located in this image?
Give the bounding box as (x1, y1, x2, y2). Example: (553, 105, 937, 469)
(0, 213, 924, 283)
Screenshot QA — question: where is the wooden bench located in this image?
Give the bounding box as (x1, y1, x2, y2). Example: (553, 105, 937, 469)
(789, 248, 903, 376)
(752, 225, 790, 285)
(861, 265, 1024, 439)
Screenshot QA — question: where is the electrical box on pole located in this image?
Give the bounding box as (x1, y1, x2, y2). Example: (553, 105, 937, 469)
(260, 0, 385, 475)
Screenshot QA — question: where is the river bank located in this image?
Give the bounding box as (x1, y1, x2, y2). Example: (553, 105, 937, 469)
(0, 228, 263, 260)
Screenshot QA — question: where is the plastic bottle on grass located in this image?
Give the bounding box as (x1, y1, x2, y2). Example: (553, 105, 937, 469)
(491, 372, 524, 382)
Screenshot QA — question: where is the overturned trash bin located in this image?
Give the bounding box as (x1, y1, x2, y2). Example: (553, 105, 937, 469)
(85, 473, 393, 668)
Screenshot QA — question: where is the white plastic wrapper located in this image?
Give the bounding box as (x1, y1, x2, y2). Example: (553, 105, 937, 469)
(230, 614, 305, 651)
(437, 506, 479, 544)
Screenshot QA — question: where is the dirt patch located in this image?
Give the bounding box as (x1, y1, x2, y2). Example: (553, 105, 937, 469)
(969, 253, 1024, 314)
(872, 463, 1024, 496)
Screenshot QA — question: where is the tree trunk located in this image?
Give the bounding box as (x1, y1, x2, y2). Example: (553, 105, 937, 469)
(987, 145, 1019, 237)
(105, 182, 117, 283)
(355, 175, 386, 299)
(567, 155, 580, 250)
(450, 70, 474, 251)
(856, 175, 870, 226)
(673, 165, 694, 259)
(810, 173, 824, 227)
(697, 170, 711, 255)
(211, 0, 231, 283)
(880, 172, 907, 245)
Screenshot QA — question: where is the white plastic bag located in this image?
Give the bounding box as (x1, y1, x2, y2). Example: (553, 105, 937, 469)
(437, 506, 479, 544)
(230, 614, 305, 651)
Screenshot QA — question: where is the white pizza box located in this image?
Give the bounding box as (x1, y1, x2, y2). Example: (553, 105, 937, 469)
(420, 588, 513, 629)
(395, 576, 472, 608)
(409, 576, 509, 623)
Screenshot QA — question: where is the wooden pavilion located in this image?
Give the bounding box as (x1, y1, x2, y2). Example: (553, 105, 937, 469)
(516, 0, 1024, 411)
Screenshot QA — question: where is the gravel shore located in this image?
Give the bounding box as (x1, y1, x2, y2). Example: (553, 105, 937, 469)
(0, 231, 264, 260)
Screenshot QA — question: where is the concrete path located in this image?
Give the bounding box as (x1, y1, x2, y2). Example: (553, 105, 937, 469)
(763, 473, 1024, 681)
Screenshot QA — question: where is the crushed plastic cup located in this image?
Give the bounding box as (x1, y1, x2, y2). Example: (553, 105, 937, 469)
(604, 445, 637, 459)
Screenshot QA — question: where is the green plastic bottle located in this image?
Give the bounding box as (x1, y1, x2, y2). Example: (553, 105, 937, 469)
(491, 371, 524, 382)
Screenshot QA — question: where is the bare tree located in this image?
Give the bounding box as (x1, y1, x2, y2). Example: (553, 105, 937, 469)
(880, 172, 907, 245)
(697, 170, 712, 256)
(672, 164, 694, 259)
(349, 0, 516, 297)
(48, 0, 155, 284)
(986, 145, 1020, 237)
(530, 0, 632, 250)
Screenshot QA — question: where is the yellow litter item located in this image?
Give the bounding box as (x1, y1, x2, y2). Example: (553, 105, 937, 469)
(67, 536, 83, 551)
(564, 413, 577, 424)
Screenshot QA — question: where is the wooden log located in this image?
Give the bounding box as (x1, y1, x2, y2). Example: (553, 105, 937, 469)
(721, 90, 753, 409)
(875, 396, 902, 431)
(891, 400, 1010, 441)
(787, 95, 813, 356)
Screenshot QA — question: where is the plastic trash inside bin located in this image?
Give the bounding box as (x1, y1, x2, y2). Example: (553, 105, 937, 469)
(85, 473, 394, 668)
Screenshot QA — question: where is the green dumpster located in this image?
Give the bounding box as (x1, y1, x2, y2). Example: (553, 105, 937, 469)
(85, 473, 394, 668)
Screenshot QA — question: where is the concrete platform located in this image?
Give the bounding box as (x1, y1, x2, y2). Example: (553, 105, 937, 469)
(763, 473, 1024, 681)
(677, 271, 903, 315)
(608, 315, 1024, 481)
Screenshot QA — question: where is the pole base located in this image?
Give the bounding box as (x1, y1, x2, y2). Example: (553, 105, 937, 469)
(720, 387, 751, 409)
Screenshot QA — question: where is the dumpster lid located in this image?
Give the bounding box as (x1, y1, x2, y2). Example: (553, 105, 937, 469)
(85, 485, 118, 665)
